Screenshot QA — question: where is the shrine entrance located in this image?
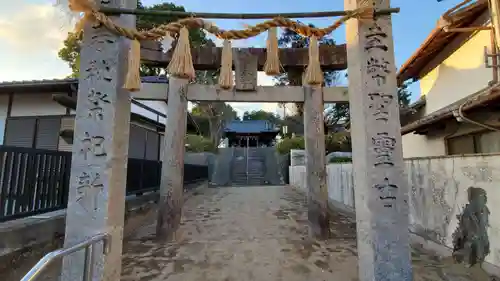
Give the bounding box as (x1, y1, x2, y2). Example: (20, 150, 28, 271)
(41, 1, 412, 281)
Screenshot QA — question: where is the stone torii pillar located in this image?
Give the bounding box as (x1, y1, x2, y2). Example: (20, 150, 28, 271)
(156, 77, 189, 240)
(303, 85, 329, 238)
(61, 0, 136, 280)
(345, 0, 412, 280)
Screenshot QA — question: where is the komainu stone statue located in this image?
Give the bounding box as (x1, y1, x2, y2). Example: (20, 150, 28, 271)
(452, 187, 490, 267)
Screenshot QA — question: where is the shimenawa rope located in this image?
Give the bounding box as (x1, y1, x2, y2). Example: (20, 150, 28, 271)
(67, 0, 375, 90)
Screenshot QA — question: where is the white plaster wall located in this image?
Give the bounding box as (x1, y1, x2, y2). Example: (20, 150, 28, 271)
(290, 154, 500, 267)
(10, 93, 67, 117)
(420, 28, 493, 115)
(402, 133, 446, 158)
(402, 29, 493, 158)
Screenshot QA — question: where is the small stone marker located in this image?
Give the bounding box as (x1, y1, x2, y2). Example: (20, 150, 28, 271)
(345, 0, 413, 280)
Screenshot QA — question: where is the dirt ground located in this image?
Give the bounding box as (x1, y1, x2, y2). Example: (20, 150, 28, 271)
(1, 185, 493, 280)
(120, 186, 492, 281)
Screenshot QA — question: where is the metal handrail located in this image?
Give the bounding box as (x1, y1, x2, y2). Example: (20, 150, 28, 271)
(21, 233, 110, 281)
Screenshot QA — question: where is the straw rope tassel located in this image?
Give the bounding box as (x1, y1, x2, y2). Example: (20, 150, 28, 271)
(167, 27, 195, 79)
(123, 39, 142, 92)
(218, 39, 234, 90)
(264, 27, 280, 75)
(304, 35, 323, 85)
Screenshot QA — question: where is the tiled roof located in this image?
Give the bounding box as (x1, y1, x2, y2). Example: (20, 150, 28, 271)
(397, 0, 489, 85)
(0, 76, 168, 88)
(224, 120, 279, 133)
(401, 83, 500, 134)
(0, 78, 77, 87)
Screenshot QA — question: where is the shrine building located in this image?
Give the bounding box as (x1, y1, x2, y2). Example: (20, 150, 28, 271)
(223, 120, 280, 147)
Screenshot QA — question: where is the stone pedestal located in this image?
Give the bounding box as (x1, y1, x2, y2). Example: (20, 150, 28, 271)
(345, 0, 412, 280)
(61, 0, 136, 280)
(156, 77, 189, 240)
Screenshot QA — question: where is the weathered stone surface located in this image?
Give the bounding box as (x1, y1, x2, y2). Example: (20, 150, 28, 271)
(211, 148, 233, 186)
(233, 49, 258, 91)
(452, 187, 490, 267)
(303, 86, 329, 238)
(140, 43, 348, 71)
(60, 0, 136, 280)
(290, 149, 306, 166)
(345, 0, 412, 280)
(156, 77, 189, 240)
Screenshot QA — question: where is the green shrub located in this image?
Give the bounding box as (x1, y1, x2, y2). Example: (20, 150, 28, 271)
(328, 156, 352, 163)
(276, 136, 304, 155)
(277, 133, 352, 155)
(325, 132, 351, 153)
(185, 134, 216, 153)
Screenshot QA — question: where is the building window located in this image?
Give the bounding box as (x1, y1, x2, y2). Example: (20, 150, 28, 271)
(4, 116, 61, 150)
(447, 130, 500, 155)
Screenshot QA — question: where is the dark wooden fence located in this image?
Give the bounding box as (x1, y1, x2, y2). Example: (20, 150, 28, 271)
(0, 147, 71, 223)
(0, 146, 208, 222)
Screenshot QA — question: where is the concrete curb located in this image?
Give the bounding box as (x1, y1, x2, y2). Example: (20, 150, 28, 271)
(0, 181, 208, 274)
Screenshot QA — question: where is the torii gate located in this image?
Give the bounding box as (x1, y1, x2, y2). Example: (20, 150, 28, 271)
(59, 0, 412, 280)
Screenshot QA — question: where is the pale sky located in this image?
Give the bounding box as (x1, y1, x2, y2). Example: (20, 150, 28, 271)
(0, 0, 467, 119)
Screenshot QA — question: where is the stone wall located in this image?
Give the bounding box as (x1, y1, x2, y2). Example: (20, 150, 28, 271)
(261, 147, 283, 185)
(185, 152, 216, 182)
(211, 148, 233, 186)
(184, 152, 213, 166)
(289, 154, 500, 269)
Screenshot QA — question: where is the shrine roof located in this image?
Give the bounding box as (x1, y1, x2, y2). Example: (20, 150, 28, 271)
(396, 0, 489, 85)
(224, 120, 279, 134)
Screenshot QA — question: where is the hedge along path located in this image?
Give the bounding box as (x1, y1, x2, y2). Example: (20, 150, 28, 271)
(67, 0, 377, 91)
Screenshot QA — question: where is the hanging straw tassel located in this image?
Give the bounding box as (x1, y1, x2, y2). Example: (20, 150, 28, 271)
(304, 36, 324, 85)
(124, 40, 141, 92)
(218, 39, 234, 90)
(264, 27, 280, 75)
(167, 27, 195, 79)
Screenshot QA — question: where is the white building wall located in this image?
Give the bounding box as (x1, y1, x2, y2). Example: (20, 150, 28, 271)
(10, 92, 67, 117)
(402, 133, 446, 158)
(419, 26, 493, 115)
(403, 19, 493, 158)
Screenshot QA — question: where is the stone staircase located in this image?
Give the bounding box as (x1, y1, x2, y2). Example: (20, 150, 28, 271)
(230, 148, 266, 186)
(246, 148, 266, 185)
(230, 148, 248, 185)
